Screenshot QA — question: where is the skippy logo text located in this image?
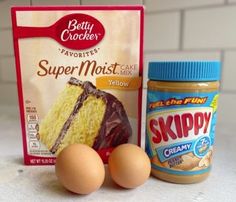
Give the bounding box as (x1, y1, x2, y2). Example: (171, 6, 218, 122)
(147, 108, 213, 145)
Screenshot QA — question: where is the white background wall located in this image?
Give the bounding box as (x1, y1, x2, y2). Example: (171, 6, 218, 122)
(0, 0, 235, 122)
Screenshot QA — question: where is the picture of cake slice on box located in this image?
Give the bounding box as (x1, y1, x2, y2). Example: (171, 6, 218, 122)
(39, 77, 132, 155)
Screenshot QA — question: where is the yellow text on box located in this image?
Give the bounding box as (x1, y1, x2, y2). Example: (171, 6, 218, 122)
(96, 76, 142, 90)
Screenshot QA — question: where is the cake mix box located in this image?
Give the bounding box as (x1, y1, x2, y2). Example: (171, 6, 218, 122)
(11, 6, 144, 165)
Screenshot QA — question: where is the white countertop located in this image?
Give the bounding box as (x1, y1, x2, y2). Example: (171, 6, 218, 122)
(0, 105, 235, 202)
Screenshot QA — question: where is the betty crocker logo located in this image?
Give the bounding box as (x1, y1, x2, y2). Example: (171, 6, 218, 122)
(56, 13, 105, 50)
(15, 13, 105, 50)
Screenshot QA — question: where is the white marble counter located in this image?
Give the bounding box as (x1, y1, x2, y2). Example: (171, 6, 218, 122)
(0, 104, 235, 202)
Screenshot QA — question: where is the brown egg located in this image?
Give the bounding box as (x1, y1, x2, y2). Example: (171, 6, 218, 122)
(108, 144, 151, 189)
(55, 144, 105, 194)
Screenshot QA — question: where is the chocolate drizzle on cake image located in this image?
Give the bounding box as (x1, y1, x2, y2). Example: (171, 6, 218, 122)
(39, 77, 132, 155)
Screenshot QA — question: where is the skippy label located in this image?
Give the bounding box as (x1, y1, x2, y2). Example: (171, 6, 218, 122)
(146, 91, 219, 175)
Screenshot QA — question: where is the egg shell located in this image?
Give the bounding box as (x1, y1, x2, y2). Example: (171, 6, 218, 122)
(108, 144, 151, 189)
(55, 144, 105, 194)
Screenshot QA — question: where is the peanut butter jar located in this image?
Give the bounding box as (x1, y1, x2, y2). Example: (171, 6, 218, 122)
(145, 61, 221, 184)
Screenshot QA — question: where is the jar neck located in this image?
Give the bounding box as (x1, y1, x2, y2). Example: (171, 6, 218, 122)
(148, 80, 220, 92)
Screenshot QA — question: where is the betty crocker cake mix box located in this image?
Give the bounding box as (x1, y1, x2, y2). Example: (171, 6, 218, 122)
(11, 6, 144, 165)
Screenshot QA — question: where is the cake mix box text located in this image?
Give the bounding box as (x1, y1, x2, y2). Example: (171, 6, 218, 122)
(11, 6, 144, 165)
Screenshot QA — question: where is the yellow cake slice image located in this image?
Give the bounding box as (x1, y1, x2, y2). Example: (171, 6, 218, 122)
(39, 77, 132, 155)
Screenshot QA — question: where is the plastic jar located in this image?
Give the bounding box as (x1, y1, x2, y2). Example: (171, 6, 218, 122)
(145, 61, 221, 184)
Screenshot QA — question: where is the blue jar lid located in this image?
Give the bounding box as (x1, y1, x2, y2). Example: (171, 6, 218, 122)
(148, 61, 221, 81)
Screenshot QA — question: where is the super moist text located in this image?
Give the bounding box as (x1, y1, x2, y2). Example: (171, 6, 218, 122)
(37, 59, 136, 78)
